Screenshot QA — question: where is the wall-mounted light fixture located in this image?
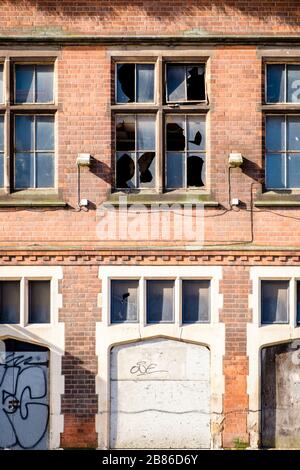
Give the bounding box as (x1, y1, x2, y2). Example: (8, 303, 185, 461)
(76, 153, 91, 167)
(228, 152, 243, 168)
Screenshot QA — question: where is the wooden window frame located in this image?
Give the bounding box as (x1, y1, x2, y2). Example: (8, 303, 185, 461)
(111, 55, 209, 195)
(0, 54, 58, 194)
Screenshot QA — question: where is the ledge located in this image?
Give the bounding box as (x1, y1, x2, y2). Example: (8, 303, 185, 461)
(103, 192, 219, 207)
(0, 192, 67, 207)
(255, 193, 300, 207)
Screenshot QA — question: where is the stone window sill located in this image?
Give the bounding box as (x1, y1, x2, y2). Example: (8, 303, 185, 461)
(255, 192, 300, 207)
(0, 191, 67, 207)
(104, 192, 219, 207)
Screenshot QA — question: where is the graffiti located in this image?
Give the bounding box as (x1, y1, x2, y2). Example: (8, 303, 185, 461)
(130, 360, 168, 377)
(0, 351, 49, 450)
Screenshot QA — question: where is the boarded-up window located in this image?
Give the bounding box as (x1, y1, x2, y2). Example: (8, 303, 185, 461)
(28, 280, 50, 323)
(0, 281, 20, 324)
(182, 280, 210, 323)
(111, 280, 139, 323)
(147, 280, 174, 323)
(261, 280, 289, 324)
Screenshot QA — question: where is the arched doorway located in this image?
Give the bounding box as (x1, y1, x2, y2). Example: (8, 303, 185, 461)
(0, 338, 49, 450)
(110, 338, 210, 449)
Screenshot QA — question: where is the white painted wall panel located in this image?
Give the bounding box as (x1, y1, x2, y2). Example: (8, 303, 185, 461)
(110, 338, 210, 449)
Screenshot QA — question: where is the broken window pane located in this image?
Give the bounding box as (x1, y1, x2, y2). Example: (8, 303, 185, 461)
(287, 65, 300, 103)
(116, 152, 135, 188)
(116, 116, 135, 151)
(117, 64, 135, 103)
(167, 65, 186, 102)
(0, 281, 20, 324)
(117, 63, 155, 103)
(136, 64, 154, 102)
(28, 280, 50, 324)
(187, 65, 205, 101)
(138, 152, 155, 187)
(166, 116, 185, 151)
(166, 64, 205, 102)
(111, 280, 139, 323)
(182, 280, 210, 323)
(166, 152, 184, 189)
(261, 280, 289, 324)
(188, 116, 205, 151)
(137, 115, 156, 150)
(187, 155, 205, 187)
(147, 280, 174, 323)
(267, 64, 285, 103)
(0, 116, 4, 187)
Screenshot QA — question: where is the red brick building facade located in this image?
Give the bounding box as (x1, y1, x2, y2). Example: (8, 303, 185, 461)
(0, 0, 300, 450)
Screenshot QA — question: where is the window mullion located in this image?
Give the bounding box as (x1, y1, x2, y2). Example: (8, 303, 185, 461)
(4, 57, 10, 194)
(285, 115, 288, 189)
(157, 56, 163, 194)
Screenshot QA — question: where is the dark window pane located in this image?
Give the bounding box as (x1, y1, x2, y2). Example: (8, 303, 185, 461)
(182, 280, 210, 323)
(186, 65, 205, 101)
(166, 116, 185, 151)
(36, 153, 54, 188)
(0, 116, 4, 188)
(0, 154, 3, 188)
(111, 280, 139, 323)
(138, 152, 155, 188)
(0, 64, 3, 103)
(15, 115, 34, 151)
(266, 116, 285, 152)
(0, 281, 20, 324)
(266, 153, 285, 189)
(117, 64, 135, 103)
(29, 280, 50, 324)
(187, 155, 205, 187)
(116, 116, 135, 151)
(147, 280, 174, 323)
(167, 65, 186, 102)
(15, 152, 34, 189)
(15, 65, 34, 103)
(136, 64, 154, 103)
(287, 116, 300, 151)
(267, 64, 285, 103)
(287, 65, 300, 103)
(188, 116, 205, 151)
(116, 151, 135, 189)
(36, 65, 54, 103)
(36, 115, 54, 150)
(297, 282, 300, 324)
(166, 152, 184, 189)
(261, 280, 289, 324)
(137, 115, 155, 150)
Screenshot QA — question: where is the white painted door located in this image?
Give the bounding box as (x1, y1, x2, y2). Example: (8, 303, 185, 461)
(0, 342, 49, 450)
(110, 338, 210, 449)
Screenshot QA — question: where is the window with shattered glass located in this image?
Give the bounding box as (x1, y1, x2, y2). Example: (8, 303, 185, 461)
(166, 64, 206, 103)
(111, 280, 139, 323)
(116, 114, 156, 189)
(117, 63, 155, 103)
(166, 114, 206, 189)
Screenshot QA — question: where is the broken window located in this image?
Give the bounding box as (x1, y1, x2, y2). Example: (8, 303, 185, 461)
(261, 280, 289, 324)
(182, 280, 210, 323)
(146, 280, 174, 323)
(267, 64, 300, 103)
(166, 114, 206, 189)
(28, 280, 51, 324)
(111, 280, 139, 323)
(166, 64, 205, 102)
(116, 63, 155, 103)
(116, 114, 156, 189)
(0, 281, 20, 324)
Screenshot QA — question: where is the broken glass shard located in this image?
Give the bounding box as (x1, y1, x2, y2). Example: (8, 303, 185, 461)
(116, 152, 135, 189)
(117, 64, 135, 103)
(188, 116, 205, 151)
(138, 152, 155, 187)
(166, 116, 185, 151)
(187, 155, 205, 187)
(187, 66, 205, 101)
(167, 65, 185, 102)
(116, 116, 135, 151)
